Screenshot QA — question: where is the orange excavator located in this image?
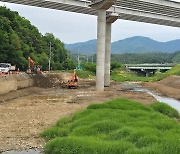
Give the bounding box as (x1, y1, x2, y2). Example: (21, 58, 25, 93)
(67, 69, 78, 88)
(27, 57, 35, 73)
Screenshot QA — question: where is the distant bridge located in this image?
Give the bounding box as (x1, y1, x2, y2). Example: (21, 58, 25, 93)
(1, 0, 180, 90)
(125, 63, 176, 77)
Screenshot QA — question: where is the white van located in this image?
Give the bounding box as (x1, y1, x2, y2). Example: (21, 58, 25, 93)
(0, 63, 15, 73)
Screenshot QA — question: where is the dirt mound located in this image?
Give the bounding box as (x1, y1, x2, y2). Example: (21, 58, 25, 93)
(0, 87, 44, 104)
(158, 75, 180, 89)
(142, 75, 180, 100)
(34, 72, 72, 88)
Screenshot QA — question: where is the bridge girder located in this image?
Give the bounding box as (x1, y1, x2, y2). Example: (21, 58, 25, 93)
(0, 0, 180, 27)
(1, 0, 180, 27)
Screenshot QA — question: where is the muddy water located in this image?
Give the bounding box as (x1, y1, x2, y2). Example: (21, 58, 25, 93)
(2, 149, 43, 154)
(134, 88, 180, 113)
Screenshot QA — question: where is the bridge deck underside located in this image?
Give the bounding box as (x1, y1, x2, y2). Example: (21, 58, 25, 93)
(0, 0, 97, 15)
(1, 0, 180, 27)
(116, 0, 180, 19)
(128, 67, 172, 70)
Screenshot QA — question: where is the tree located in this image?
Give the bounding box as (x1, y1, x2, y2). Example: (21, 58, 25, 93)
(0, 6, 75, 71)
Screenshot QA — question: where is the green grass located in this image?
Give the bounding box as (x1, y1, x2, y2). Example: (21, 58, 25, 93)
(150, 102, 180, 119)
(49, 69, 95, 79)
(166, 64, 180, 76)
(110, 70, 170, 82)
(42, 99, 180, 154)
(76, 70, 95, 79)
(110, 71, 154, 82)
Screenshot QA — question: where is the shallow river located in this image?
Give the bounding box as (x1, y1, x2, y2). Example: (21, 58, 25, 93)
(133, 87, 180, 113)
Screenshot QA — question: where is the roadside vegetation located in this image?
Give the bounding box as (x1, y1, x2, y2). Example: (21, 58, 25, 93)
(42, 98, 180, 154)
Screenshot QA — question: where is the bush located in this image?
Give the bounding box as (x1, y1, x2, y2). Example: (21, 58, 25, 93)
(76, 70, 95, 79)
(150, 102, 180, 119)
(81, 62, 96, 73)
(166, 64, 180, 76)
(111, 62, 122, 70)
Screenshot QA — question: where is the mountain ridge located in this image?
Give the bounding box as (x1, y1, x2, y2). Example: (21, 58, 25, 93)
(65, 36, 180, 54)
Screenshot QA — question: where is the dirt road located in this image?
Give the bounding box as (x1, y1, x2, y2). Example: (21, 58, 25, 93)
(0, 79, 157, 152)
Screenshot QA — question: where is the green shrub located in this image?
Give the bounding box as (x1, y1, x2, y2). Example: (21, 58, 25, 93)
(150, 102, 180, 119)
(166, 64, 180, 75)
(81, 62, 96, 73)
(76, 70, 95, 79)
(111, 62, 122, 70)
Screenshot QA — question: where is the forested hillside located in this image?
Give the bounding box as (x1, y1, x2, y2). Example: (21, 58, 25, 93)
(0, 6, 74, 70)
(111, 52, 180, 64)
(72, 52, 180, 64)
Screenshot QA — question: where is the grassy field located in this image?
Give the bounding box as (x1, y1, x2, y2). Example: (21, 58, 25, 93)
(111, 64, 180, 82)
(76, 70, 95, 79)
(42, 99, 180, 154)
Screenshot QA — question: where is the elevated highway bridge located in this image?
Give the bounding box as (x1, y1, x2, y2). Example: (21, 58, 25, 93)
(126, 63, 176, 77)
(1, 0, 180, 90)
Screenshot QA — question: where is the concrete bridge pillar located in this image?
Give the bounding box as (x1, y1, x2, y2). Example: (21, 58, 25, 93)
(146, 71, 150, 77)
(104, 13, 118, 87)
(104, 22, 111, 87)
(90, 0, 117, 91)
(96, 9, 106, 91)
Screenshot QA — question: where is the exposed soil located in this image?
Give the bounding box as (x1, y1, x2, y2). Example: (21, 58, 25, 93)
(142, 75, 180, 100)
(0, 74, 179, 152)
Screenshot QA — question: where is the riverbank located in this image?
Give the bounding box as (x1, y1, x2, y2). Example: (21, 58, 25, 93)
(0, 75, 179, 152)
(142, 75, 180, 100)
(0, 79, 155, 152)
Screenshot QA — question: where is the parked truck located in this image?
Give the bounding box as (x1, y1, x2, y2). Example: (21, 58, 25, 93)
(0, 63, 16, 74)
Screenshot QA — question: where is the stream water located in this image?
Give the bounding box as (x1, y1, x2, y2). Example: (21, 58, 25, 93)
(133, 87, 180, 113)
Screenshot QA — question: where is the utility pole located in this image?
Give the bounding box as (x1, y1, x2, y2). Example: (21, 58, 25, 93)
(87, 55, 89, 63)
(77, 53, 80, 68)
(49, 41, 51, 72)
(92, 55, 93, 63)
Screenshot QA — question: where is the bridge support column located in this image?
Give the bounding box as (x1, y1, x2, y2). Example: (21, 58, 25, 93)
(90, 0, 117, 91)
(96, 9, 106, 91)
(104, 13, 118, 87)
(104, 23, 111, 87)
(146, 71, 150, 77)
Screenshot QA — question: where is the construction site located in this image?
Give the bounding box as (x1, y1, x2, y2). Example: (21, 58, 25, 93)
(0, 71, 179, 152)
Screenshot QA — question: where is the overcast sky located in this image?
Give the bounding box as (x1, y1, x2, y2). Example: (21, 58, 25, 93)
(1, 1, 180, 44)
